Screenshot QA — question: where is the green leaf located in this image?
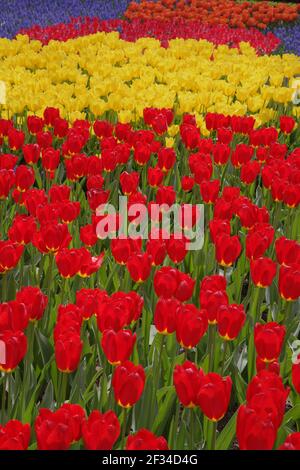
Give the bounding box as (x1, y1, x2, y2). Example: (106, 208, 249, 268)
(216, 410, 237, 450)
(282, 404, 300, 425)
(152, 388, 176, 436)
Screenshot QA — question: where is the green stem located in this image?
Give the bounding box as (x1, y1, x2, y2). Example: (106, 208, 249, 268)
(1, 272, 8, 302)
(59, 372, 68, 406)
(1, 373, 7, 423)
(43, 253, 54, 334)
(221, 341, 228, 375)
(208, 324, 216, 372)
(189, 408, 194, 450)
(247, 285, 262, 381)
(172, 401, 180, 450)
(151, 334, 165, 421)
(208, 421, 217, 450)
(60, 277, 67, 306)
(22, 322, 35, 419)
(121, 407, 128, 450)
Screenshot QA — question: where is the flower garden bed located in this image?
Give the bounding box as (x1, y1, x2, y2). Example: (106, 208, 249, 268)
(0, 0, 299, 453)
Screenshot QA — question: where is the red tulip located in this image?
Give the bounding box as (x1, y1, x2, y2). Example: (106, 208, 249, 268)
(23, 143, 40, 165)
(59, 201, 81, 224)
(42, 148, 60, 178)
(200, 274, 227, 295)
(55, 304, 82, 336)
(197, 372, 232, 421)
(43, 107, 60, 126)
(280, 116, 295, 134)
(173, 361, 204, 408)
(279, 433, 300, 450)
(217, 304, 246, 340)
(82, 410, 120, 450)
(23, 188, 47, 216)
(147, 166, 164, 187)
(53, 117, 69, 138)
(101, 329, 136, 365)
(180, 123, 200, 149)
(237, 404, 277, 450)
(278, 265, 300, 301)
(76, 288, 107, 320)
(176, 304, 208, 349)
(126, 253, 152, 283)
(54, 331, 82, 373)
(8, 128, 25, 150)
(154, 297, 180, 335)
(27, 115, 44, 134)
(32, 222, 72, 254)
(35, 408, 73, 450)
(0, 301, 29, 332)
(36, 130, 53, 149)
(240, 160, 261, 185)
(87, 188, 110, 211)
(156, 185, 176, 206)
(126, 429, 168, 450)
(16, 286, 48, 322)
(8, 214, 37, 245)
(154, 266, 195, 301)
(80, 224, 98, 247)
(36, 203, 60, 224)
(256, 357, 280, 375)
(111, 238, 141, 265)
(204, 290, 229, 325)
(181, 175, 195, 191)
(112, 361, 145, 408)
(146, 239, 166, 266)
(282, 184, 300, 208)
(215, 233, 242, 267)
(134, 141, 151, 165)
(217, 128, 233, 145)
(246, 230, 273, 260)
(0, 330, 27, 372)
(250, 257, 277, 287)
(247, 370, 289, 403)
(275, 236, 300, 267)
(120, 171, 139, 195)
(254, 322, 286, 363)
(0, 169, 15, 199)
(0, 420, 30, 450)
(212, 143, 230, 165)
(209, 219, 230, 243)
(231, 143, 253, 168)
(0, 241, 24, 272)
(292, 354, 300, 394)
(15, 165, 35, 192)
(200, 179, 220, 204)
(158, 147, 176, 172)
(94, 120, 113, 138)
(166, 235, 187, 263)
(97, 291, 143, 332)
(59, 403, 85, 442)
(55, 249, 82, 278)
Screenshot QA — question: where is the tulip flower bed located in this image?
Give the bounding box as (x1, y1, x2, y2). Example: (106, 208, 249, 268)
(1, 34, 300, 125)
(0, 105, 300, 451)
(17, 17, 281, 54)
(125, 0, 300, 29)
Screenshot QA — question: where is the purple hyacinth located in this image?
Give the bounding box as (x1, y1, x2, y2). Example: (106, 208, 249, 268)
(272, 23, 300, 56)
(0, 0, 132, 38)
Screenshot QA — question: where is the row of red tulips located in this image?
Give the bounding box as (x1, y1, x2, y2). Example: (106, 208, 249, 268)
(18, 18, 281, 55)
(0, 106, 299, 450)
